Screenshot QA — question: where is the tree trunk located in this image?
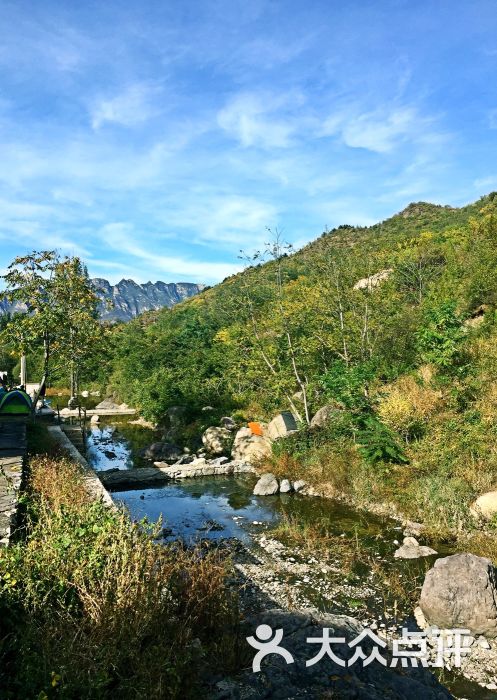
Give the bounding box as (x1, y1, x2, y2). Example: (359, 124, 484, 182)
(33, 333, 50, 409)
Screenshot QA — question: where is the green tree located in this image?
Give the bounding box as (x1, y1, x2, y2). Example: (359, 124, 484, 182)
(0, 251, 102, 403)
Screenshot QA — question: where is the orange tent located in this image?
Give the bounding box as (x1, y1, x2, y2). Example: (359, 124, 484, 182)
(248, 421, 263, 436)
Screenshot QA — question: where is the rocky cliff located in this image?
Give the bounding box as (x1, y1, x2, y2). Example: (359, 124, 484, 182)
(0, 278, 205, 322)
(91, 278, 205, 321)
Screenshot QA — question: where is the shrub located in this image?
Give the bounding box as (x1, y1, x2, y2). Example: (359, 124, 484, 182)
(377, 375, 442, 441)
(416, 301, 465, 370)
(356, 416, 408, 465)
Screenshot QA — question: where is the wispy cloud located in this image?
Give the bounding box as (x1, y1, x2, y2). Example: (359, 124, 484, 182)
(322, 106, 438, 154)
(217, 92, 301, 149)
(90, 83, 163, 129)
(0, 0, 495, 285)
(99, 222, 241, 282)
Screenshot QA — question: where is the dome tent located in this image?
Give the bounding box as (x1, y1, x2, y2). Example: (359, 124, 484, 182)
(0, 389, 33, 415)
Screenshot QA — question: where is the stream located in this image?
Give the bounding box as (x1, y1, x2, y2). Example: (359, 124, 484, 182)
(83, 418, 495, 700)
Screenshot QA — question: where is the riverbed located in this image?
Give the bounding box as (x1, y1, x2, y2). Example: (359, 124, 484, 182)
(83, 418, 496, 699)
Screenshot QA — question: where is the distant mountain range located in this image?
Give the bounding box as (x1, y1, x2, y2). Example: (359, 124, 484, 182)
(92, 279, 205, 321)
(0, 278, 205, 322)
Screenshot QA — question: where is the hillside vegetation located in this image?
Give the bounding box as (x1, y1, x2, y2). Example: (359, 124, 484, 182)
(109, 193, 497, 538)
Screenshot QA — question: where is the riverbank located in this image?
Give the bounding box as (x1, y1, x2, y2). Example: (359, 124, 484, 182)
(0, 425, 241, 698)
(8, 418, 494, 698)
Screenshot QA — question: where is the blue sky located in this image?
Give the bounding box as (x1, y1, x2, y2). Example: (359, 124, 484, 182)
(1, 0, 497, 284)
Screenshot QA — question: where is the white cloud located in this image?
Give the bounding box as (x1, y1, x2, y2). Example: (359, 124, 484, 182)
(321, 106, 440, 153)
(217, 92, 298, 149)
(162, 193, 278, 248)
(90, 84, 162, 130)
(322, 107, 423, 153)
(99, 222, 241, 282)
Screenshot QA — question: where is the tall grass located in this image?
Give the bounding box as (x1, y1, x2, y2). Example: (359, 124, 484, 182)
(0, 453, 241, 699)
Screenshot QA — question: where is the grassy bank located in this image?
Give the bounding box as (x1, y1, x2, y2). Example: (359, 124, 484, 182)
(0, 430, 241, 699)
(266, 359, 497, 563)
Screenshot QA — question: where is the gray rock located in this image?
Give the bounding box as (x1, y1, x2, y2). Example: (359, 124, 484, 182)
(310, 404, 339, 430)
(95, 398, 121, 410)
(394, 536, 437, 559)
(266, 411, 299, 440)
(293, 479, 307, 492)
(202, 426, 232, 456)
(403, 520, 425, 537)
(253, 473, 279, 496)
(419, 553, 497, 637)
(175, 454, 195, 465)
(353, 268, 393, 291)
(141, 441, 183, 463)
(220, 416, 237, 431)
(90, 414, 100, 424)
(279, 478, 292, 493)
(231, 427, 272, 464)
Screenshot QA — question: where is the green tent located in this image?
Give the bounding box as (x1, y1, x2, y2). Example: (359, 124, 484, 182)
(0, 389, 33, 415)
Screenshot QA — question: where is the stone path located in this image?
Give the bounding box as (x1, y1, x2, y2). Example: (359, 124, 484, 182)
(0, 421, 26, 546)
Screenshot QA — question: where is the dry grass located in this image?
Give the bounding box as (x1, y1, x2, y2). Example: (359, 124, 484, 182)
(0, 453, 241, 699)
(268, 441, 358, 495)
(30, 453, 92, 510)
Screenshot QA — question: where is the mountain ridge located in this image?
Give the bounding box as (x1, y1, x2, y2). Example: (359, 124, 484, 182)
(0, 278, 205, 322)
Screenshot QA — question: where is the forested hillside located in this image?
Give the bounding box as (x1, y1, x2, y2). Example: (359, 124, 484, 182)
(109, 193, 497, 533)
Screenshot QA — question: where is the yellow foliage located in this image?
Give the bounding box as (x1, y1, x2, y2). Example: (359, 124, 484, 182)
(214, 328, 231, 344)
(377, 375, 442, 438)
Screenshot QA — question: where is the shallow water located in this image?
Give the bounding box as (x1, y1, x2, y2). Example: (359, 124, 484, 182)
(85, 419, 491, 700)
(85, 419, 162, 471)
(86, 419, 397, 544)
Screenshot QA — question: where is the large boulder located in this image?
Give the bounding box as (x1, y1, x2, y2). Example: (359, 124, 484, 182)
(202, 426, 232, 456)
(141, 442, 183, 463)
(393, 536, 437, 559)
(470, 490, 497, 521)
(419, 553, 497, 637)
(353, 269, 393, 291)
(253, 473, 279, 496)
(266, 411, 299, 440)
(95, 398, 121, 411)
(231, 427, 272, 464)
(310, 405, 338, 430)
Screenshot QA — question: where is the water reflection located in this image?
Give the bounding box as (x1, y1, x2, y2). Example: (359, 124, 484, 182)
(112, 477, 277, 544)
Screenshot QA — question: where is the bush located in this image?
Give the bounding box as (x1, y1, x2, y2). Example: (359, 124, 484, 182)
(416, 301, 465, 370)
(356, 416, 408, 465)
(377, 375, 442, 441)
